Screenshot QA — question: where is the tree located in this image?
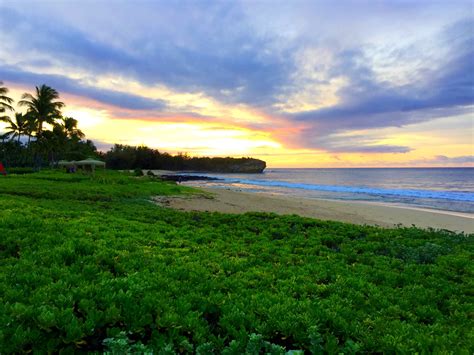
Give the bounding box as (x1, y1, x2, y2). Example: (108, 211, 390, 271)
(0, 84, 97, 167)
(0, 132, 11, 144)
(61, 116, 85, 140)
(0, 81, 14, 122)
(24, 112, 37, 147)
(42, 124, 68, 164)
(4, 113, 28, 143)
(18, 84, 64, 135)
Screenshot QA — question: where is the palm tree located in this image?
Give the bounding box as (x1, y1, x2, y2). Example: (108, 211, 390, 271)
(0, 81, 14, 122)
(61, 116, 85, 140)
(4, 113, 28, 143)
(0, 132, 11, 144)
(18, 84, 64, 135)
(24, 112, 37, 147)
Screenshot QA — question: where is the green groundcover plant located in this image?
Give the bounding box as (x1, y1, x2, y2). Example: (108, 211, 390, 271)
(0, 171, 472, 353)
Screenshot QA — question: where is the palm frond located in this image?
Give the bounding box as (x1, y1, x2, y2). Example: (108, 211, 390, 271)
(0, 95, 14, 104)
(0, 82, 14, 112)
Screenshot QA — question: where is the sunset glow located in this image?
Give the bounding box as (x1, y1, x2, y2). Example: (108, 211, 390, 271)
(1, 1, 472, 167)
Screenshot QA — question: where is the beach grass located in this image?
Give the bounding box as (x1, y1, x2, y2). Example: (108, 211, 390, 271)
(0, 171, 472, 353)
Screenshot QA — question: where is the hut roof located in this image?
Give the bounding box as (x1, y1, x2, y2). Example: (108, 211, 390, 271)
(75, 159, 106, 166)
(58, 159, 106, 167)
(58, 160, 75, 167)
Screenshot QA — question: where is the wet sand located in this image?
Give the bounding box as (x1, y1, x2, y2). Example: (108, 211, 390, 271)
(154, 187, 474, 234)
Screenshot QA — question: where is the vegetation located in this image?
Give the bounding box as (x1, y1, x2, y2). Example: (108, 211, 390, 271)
(18, 84, 65, 135)
(0, 83, 98, 168)
(1, 83, 265, 173)
(0, 81, 14, 119)
(102, 144, 266, 173)
(0, 171, 472, 353)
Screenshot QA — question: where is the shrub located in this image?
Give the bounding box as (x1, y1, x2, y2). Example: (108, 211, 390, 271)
(0, 171, 472, 353)
(134, 168, 144, 176)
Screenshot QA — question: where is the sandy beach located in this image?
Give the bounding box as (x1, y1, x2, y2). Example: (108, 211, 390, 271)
(155, 187, 474, 234)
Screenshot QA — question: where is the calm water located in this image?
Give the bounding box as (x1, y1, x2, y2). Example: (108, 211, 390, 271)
(180, 168, 474, 213)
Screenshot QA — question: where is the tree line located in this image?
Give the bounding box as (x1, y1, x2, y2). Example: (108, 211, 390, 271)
(0, 81, 97, 168)
(1, 81, 266, 172)
(100, 144, 266, 172)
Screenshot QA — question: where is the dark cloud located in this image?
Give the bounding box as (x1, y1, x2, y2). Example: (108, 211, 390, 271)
(332, 144, 412, 154)
(406, 155, 474, 166)
(431, 155, 474, 164)
(289, 132, 412, 154)
(0, 66, 167, 111)
(289, 18, 474, 152)
(0, 5, 292, 106)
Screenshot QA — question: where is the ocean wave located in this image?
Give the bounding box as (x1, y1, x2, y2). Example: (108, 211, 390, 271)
(218, 177, 474, 202)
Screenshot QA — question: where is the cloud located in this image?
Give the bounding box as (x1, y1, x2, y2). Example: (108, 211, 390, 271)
(0, 4, 293, 106)
(285, 18, 474, 152)
(300, 20, 473, 122)
(284, 131, 412, 154)
(329, 144, 411, 154)
(0, 1, 472, 155)
(431, 155, 474, 164)
(0, 65, 167, 111)
(407, 155, 474, 166)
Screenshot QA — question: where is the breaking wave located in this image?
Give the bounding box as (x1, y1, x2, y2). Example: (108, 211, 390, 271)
(218, 177, 474, 202)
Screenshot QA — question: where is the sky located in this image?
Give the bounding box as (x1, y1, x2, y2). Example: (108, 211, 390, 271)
(0, 0, 473, 167)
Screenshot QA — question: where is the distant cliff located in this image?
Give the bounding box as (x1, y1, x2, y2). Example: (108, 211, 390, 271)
(102, 145, 266, 173)
(225, 158, 266, 173)
(190, 157, 266, 173)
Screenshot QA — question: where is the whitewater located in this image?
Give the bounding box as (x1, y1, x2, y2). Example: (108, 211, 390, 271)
(180, 168, 474, 213)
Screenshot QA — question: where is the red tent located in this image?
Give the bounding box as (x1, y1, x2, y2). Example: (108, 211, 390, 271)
(0, 162, 6, 175)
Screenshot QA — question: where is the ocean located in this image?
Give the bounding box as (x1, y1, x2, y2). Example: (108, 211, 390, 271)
(179, 168, 474, 214)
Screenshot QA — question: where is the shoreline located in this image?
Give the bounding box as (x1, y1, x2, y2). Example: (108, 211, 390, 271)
(279, 195, 474, 219)
(156, 186, 474, 234)
(343, 199, 474, 219)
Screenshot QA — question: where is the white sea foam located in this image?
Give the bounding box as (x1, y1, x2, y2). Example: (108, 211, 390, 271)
(218, 178, 474, 202)
(178, 168, 474, 212)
